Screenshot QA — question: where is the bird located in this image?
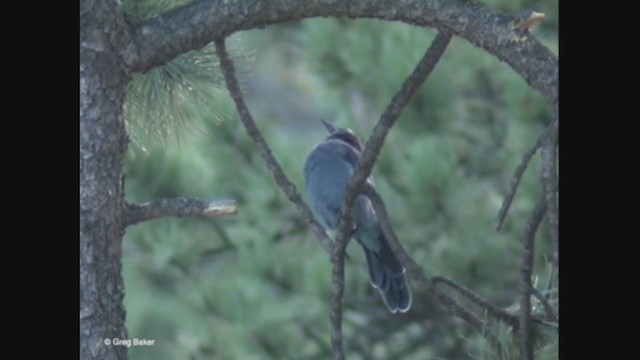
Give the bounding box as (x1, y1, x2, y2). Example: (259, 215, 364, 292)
(303, 119, 412, 313)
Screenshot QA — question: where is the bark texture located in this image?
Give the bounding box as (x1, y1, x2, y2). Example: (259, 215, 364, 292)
(80, 0, 131, 358)
(127, 0, 557, 111)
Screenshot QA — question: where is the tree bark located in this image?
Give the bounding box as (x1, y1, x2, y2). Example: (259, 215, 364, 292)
(127, 0, 557, 111)
(80, 0, 131, 358)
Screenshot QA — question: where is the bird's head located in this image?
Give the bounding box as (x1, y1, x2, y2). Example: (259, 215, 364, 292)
(321, 119, 364, 152)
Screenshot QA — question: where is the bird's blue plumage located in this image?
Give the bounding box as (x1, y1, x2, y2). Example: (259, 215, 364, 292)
(303, 120, 412, 313)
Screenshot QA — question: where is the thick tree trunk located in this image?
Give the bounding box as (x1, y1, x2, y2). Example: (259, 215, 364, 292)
(80, 0, 131, 358)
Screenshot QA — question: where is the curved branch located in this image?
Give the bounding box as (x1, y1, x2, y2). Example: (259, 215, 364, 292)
(327, 31, 452, 359)
(496, 137, 542, 231)
(334, 29, 452, 262)
(124, 197, 237, 226)
(363, 184, 478, 326)
(362, 184, 503, 353)
(126, 0, 557, 109)
(431, 275, 519, 330)
(496, 117, 559, 235)
(346, 31, 452, 204)
(214, 38, 335, 255)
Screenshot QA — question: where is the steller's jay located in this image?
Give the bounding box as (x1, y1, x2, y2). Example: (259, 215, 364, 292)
(303, 119, 412, 313)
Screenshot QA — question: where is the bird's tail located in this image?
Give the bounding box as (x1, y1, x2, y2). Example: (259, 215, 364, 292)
(360, 235, 412, 313)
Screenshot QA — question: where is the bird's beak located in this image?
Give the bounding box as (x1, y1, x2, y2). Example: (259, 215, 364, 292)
(321, 119, 337, 133)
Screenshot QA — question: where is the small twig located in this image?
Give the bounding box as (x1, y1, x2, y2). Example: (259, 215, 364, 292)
(519, 194, 547, 360)
(531, 287, 558, 322)
(496, 138, 542, 230)
(431, 275, 519, 330)
(124, 197, 237, 226)
(214, 38, 334, 255)
(514, 11, 546, 32)
(540, 119, 559, 268)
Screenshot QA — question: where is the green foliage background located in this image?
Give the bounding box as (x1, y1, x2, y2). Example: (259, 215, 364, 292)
(123, 1, 558, 359)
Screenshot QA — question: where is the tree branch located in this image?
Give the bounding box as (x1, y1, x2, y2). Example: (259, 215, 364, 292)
(200, 8, 557, 356)
(346, 31, 452, 202)
(127, 0, 557, 110)
(431, 275, 519, 330)
(329, 238, 349, 360)
(495, 136, 542, 230)
(333, 29, 452, 260)
(496, 116, 560, 231)
(124, 197, 237, 226)
(214, 38, 335, 255)
(326, 30, 452, 360)
(540, 119, 558, 268)
(519, 194, 547, 360)
(362, 184, 503, 356)
(283, 32, 457, 345)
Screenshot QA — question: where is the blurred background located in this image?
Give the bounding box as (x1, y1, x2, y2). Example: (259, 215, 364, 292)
(122, 1, 558, 359)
